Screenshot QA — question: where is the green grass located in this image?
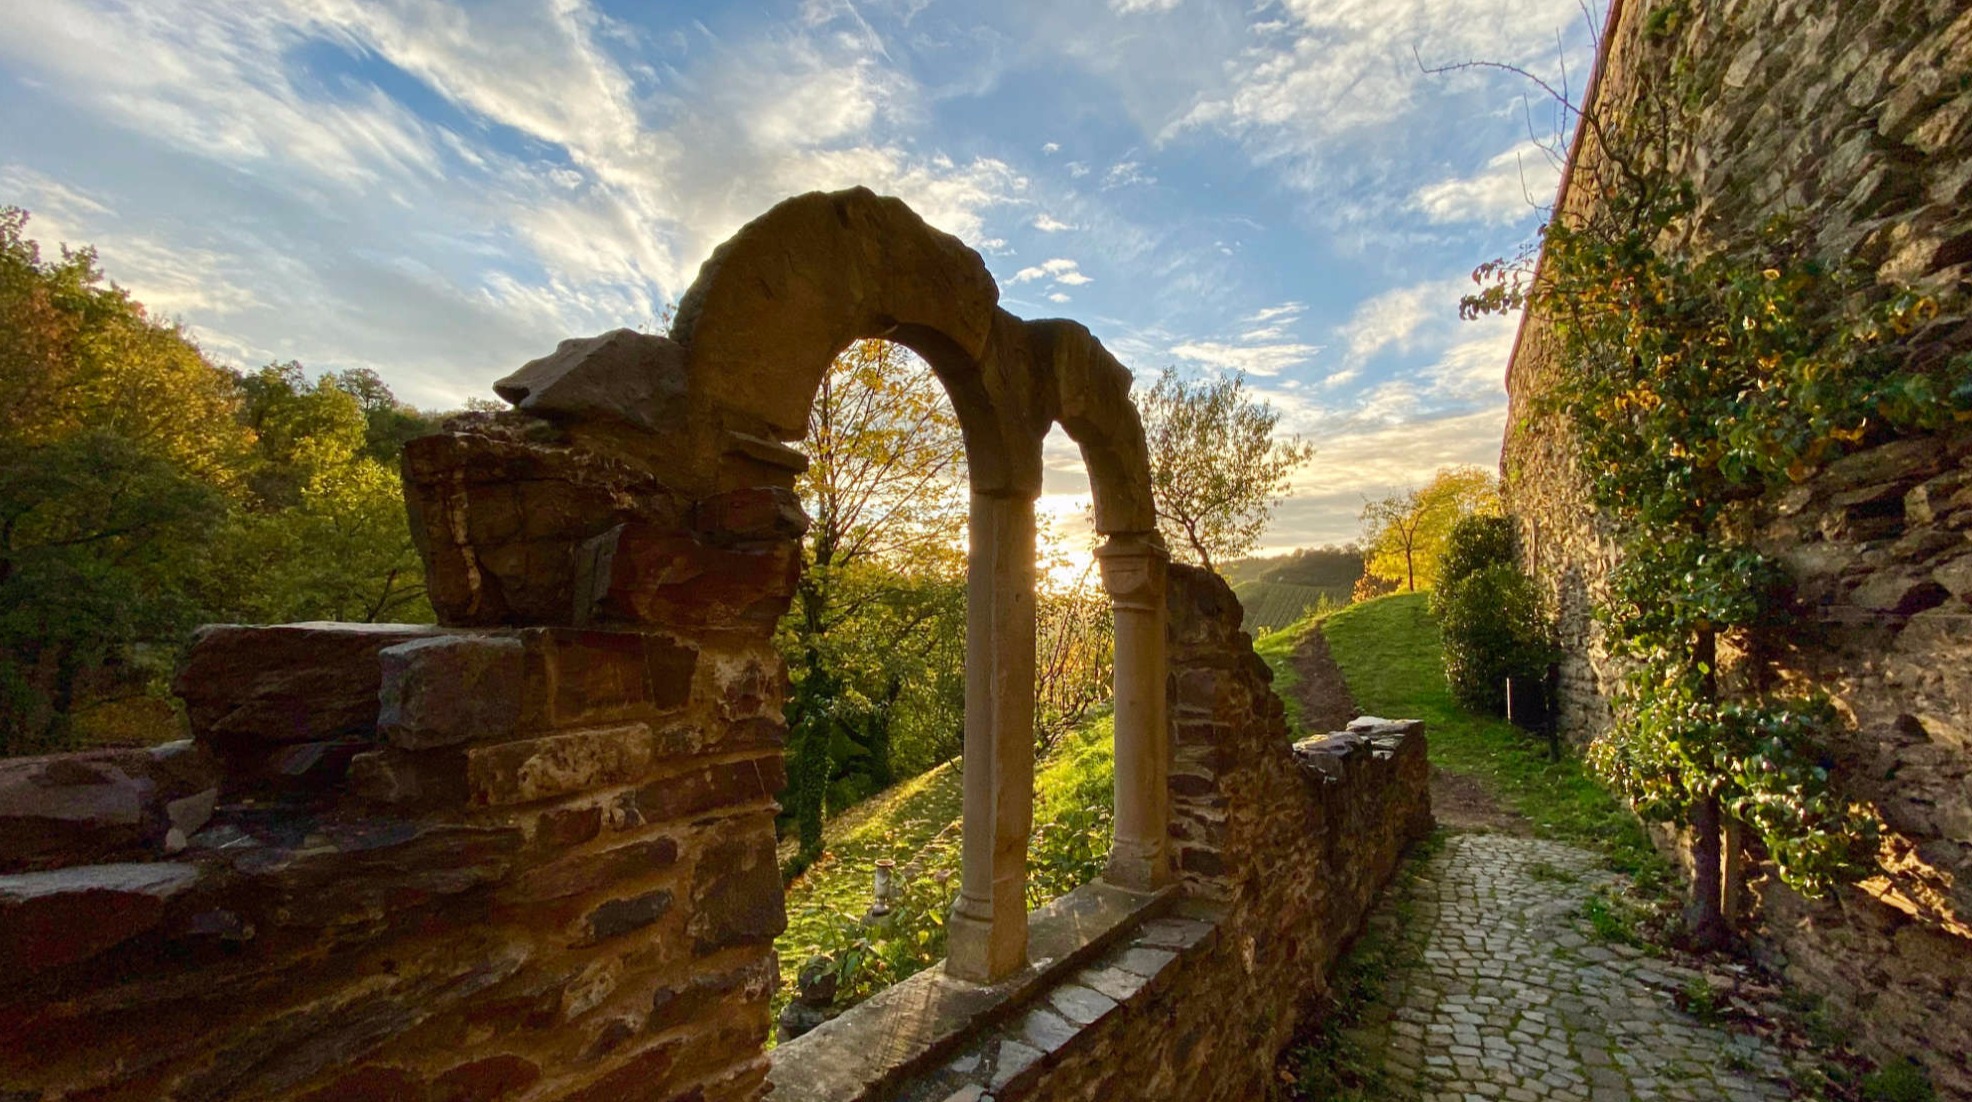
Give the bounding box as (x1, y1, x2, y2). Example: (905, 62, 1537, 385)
(1319, 593, 1668, 885)
(1251, 613, 1318, 735)
(770, 713, 1117, 1031)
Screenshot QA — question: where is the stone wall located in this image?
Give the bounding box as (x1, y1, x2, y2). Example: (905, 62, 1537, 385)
(768, 566, 1433, 1101)
(1502, 0, 1972, 1092)
(0, 393, 806, 1101)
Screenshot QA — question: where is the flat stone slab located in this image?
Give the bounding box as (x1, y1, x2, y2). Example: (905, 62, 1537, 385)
(767, 881, 1177, 1102)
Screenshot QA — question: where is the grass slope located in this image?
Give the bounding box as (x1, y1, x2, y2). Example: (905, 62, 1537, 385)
(1320, 593, 1663, 881)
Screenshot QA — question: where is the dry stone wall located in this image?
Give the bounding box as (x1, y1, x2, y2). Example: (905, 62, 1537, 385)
(1503, 0, 1972, 1091)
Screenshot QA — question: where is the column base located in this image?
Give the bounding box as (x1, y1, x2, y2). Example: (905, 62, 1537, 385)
(1103, 838, 1171, 892)
(945, 893, 1028, 983)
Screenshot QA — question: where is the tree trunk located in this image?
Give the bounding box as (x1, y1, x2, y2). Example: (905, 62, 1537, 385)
(1687, 794, 1728, 950)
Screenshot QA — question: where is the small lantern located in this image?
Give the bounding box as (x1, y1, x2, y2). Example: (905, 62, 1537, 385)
(869, 859, 897, 918)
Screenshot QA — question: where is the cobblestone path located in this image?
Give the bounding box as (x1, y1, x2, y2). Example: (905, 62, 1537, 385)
(1353, 833, 1796, 1101)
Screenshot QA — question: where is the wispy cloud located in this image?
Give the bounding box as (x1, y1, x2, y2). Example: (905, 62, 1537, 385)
(1031, 212, 1078, 232)
(1008, 257, 1092, 285)
(1412, 139, 1563, 224)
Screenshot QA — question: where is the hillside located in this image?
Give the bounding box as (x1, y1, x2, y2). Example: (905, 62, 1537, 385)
(1220, 546, 1362, 633)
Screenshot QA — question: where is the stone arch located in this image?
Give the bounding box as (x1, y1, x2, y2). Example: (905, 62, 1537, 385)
(663, 187, 1169, 982)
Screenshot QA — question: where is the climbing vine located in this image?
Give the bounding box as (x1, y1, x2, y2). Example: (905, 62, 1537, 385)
(1465, 24, 1971, 912)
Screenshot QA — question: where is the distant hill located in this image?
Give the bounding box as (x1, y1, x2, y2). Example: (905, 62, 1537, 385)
(1219, 546, 1363, 633)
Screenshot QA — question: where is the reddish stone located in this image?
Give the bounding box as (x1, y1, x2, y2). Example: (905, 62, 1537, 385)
(468, 724, 657, 807)
(688, 834, 784, 953)
(431, 1055, 541, 1102)
(692, 487, 808, 546)
(379, 635, 525, 750)
(562, 1038, 681, 1102)
(578, 523, 800, 633)
(176, 623, 439, 747)
(296, 1065, 427, 1102)
(0, 862, 201, 974)
(499, 837, 681, 904)
(535, 805, 605, 849)
(630, 757, 786, 826)
(523, 629, 698, 730)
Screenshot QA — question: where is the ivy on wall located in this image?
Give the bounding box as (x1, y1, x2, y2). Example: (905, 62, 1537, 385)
(1468, 6, 1971, 936)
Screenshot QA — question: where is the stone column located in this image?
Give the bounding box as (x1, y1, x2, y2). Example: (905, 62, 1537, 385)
(1097, 532, 1171, 891)
(947, 491, 1038, 983)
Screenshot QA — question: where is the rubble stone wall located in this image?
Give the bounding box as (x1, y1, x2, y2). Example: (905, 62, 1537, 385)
(0, 408, 805, 1102)
(994, 567, 1433, 1101)
(1502, 0, 1972, 1091)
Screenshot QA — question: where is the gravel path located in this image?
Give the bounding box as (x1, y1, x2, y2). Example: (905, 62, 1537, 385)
(1354, 832, 1797, 1102)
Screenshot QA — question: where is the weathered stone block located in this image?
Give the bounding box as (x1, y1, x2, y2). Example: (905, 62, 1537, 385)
(380, 635, 525, 750)
(627, 756, 786, 826)
(522, 629, 697, 730)
(468, 724, 657, 807)
(694, 486, 810, 546)
(576, 522, 801, 633)
(499, 837, 680, 904)
(432, 1054, 542, 1102)
(493, 329, 689, 433)
(688, 833, 785, 953)
(401, 426, 689, 627)
(0, 862, 201, 974)
(177, 623, 439, 747)
(0, 744, 220, 871)
(576, 887, 676, 946)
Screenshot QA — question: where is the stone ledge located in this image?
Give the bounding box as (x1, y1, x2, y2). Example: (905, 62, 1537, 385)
(766, 880, 1178, 1102)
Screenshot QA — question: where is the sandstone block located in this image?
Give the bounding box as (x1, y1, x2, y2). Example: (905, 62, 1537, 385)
(379, 634, 525, 750)
(575, 522, 801, 632)
(401, 427, 688, 627)
(468, 724, 657, 807)
(432, 1054, 541, 1102)
(576, 887, 675, 946)
(694, 486, 810, 546)
(688, 833, 785, 953)
(177, 623, 439, 747)
(523, 629, 698, 730)
(499, 836, 681, 904)
(0, 862, 201, 974)
(0, 744, 220, 872)
(493, 329, 689, 433)
(626, 756, 786, 826)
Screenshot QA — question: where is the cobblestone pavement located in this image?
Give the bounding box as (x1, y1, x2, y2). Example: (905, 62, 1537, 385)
(1353, 833, 1796, 1101)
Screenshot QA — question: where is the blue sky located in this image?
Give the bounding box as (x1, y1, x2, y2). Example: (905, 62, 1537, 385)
(0, 0, 1594, 550)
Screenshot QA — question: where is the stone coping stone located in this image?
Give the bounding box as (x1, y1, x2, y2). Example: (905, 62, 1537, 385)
(766, 880, 1179, 1102)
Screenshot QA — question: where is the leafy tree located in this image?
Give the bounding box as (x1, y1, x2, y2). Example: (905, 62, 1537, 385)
(782, 340, 970, 859)
(1138, 369, 1315, 571)
(1359, 465, 1500, 592)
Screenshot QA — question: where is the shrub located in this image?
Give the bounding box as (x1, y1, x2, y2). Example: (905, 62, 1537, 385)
(1435, 515, 1552, 714)
(1431, 515, 1518, 616)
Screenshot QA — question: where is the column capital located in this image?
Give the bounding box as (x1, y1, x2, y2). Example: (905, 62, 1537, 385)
(1095, 532, 1168, 610)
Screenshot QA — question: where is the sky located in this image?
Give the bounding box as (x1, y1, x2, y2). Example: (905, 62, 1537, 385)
(0, 0, 1596, 553)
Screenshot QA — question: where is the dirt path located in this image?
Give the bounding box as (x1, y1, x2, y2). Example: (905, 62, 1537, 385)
(1285, 625, 1359, 734)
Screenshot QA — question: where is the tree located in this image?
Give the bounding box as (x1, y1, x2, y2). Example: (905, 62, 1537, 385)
(781, 340, 970, 860)
(1138, 369, 1316, 571)
(1359, 466, 1501, 592)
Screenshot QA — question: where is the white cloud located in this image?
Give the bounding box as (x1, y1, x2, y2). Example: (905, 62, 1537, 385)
(1110, 0, 1183, 12)
(1336, 279, 1464, 366)
(1103, 160, 1155, 189)
(1032, 212, 1077, 232)
(1042, 141, 1061, 154)
(1412, 139, 1563, 224)
(1067, 161, 1091, 178)
(1169, 338, 1321, 377)
(1048, 291, 1072, 302)
(1168, 0, 1586, 204)
(1008, 257, 1091, 285)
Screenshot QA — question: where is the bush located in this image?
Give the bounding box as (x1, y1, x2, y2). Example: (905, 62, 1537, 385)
(1435, 515, 1552, 715)
(1431, 515, 1518, 617)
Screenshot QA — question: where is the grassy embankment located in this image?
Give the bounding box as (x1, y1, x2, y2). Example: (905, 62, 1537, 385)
(770, 714, 1117, 1025)
(1277, 591, 1663, 881)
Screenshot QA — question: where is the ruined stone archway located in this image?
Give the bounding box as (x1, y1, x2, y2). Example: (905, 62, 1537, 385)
(655, 187, 1171, 981)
